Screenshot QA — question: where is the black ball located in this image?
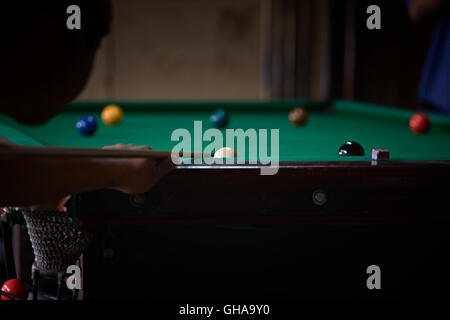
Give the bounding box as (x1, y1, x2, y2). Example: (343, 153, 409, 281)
(338, 141, 365, 156)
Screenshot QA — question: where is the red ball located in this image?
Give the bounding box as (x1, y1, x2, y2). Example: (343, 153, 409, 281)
(289, 107, 308, 126)
(409, 113, 430, 134)
(1, 279, 29, 300)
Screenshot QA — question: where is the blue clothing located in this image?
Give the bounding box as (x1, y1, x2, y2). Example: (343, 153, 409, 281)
(419, 13, 450, 114)
(408, 0, 450, 114)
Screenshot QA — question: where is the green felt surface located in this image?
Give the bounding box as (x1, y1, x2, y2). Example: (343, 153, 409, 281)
(1, 100, 450, 162)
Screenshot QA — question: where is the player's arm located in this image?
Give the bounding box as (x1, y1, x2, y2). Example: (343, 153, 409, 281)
(408, 0, 446, 22)
(0, 142, 175, 207)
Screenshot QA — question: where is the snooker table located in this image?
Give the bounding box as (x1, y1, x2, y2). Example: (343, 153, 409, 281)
(2, 99, 450, 300)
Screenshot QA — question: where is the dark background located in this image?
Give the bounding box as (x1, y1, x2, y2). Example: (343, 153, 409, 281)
(70, 0, 437, 110)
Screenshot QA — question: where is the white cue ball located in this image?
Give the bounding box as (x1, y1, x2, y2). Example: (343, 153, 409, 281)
(214, 147, 238, 158)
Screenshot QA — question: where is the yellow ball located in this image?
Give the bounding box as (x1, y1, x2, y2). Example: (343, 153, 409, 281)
(101, 104, 123, 126)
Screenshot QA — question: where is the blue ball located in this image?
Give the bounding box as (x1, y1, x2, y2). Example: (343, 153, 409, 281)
(76, 115, 97, 136)
(209, 109, 229, 128)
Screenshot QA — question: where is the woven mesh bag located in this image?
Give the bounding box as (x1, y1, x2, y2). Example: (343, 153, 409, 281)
(22, 210, 93, 272)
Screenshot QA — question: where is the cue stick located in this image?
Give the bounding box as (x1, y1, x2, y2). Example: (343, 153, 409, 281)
(0, 290, 23, 300)
(0, 145, 213, 159)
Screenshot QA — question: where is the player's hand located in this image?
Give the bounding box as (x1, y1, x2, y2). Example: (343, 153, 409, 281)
(102, 144, 177, 194)
(28, 195, 71, 212)
(0, 136, 17, 148)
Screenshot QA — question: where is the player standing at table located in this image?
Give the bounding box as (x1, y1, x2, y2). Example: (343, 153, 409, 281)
(408, 0, 450, 114)
(0, 2, 175, 283)
(0, 1, 175, 207)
